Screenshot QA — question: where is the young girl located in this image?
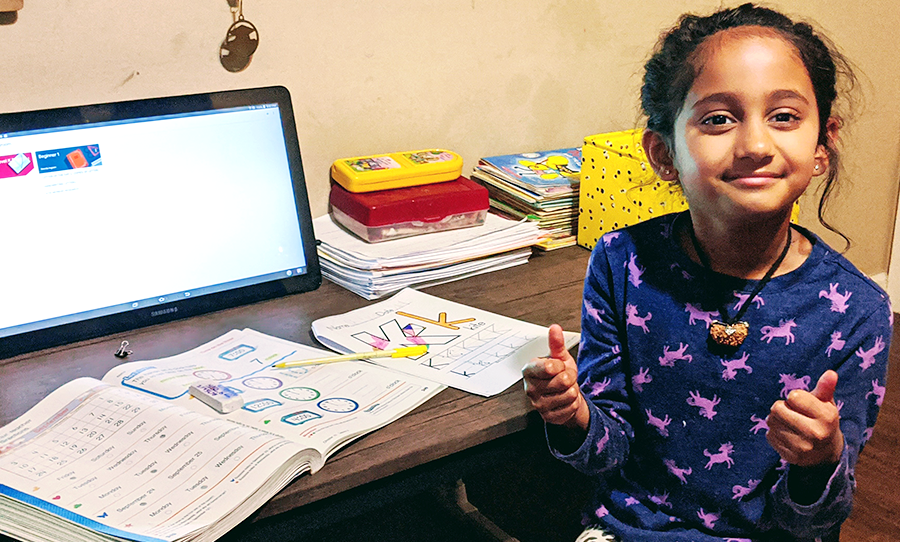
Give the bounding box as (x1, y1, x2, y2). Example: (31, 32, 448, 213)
(523, 4, 891, 541)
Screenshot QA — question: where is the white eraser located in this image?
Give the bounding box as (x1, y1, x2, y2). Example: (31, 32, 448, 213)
(189, 382, 243, 413)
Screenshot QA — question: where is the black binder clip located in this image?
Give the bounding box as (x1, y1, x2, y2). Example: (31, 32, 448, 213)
(114, 340, 133, 359)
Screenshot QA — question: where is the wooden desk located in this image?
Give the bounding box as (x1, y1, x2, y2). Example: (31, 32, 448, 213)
(0, 245, 591, 540)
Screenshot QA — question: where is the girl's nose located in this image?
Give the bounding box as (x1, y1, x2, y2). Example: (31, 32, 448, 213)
(735, 119, 774, 161)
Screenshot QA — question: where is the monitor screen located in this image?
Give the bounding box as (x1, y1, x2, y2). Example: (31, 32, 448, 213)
(0, 86, 321, 358)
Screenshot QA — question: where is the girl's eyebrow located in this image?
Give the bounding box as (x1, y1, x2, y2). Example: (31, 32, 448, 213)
(690, 92, 741, 110)
(690, 89, 811, 111)
(767, 89, 810, 104)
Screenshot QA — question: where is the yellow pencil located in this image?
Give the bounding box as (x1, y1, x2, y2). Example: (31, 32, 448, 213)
(273, 345, 428, 368)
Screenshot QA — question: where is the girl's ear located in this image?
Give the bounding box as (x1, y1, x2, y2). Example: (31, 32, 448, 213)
(814, 117, 841, 176)
(642, 129, 679, 182)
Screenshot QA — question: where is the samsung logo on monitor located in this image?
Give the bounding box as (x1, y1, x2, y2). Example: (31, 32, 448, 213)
(150, 307, 179, 318)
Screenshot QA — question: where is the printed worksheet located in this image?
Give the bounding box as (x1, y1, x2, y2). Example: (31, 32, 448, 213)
(101, 329, 444, 461)
(0, 377, 306, 542)
(311, 288, 579, 396)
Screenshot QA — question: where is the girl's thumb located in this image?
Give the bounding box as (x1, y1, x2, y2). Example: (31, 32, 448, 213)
(548, 324, 569, 360)
(811, 370, 838, 403)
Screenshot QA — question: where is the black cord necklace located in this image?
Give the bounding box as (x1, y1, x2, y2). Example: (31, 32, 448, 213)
(687, 218, 792, 348)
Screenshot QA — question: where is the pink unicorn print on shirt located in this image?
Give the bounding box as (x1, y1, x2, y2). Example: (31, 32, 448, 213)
(749, 414, 768, 434)
(733, 291, 764, 312)
(685, 303, 717, 327)
(826, 331, 845, 357)
(650, 492, 672, 508)
(866, 379, 886, 406)
(632, 367, 653, 392)
(626, 304, 652, 333)
(586, 376, 612, 396)
(687, 390, 721, 419)
(818, 282, 852, 313)
(732, 479, 760, 500)
(602, 232, 621, 246)
(697, 508, 719, 529)
(663, 459, 692, 483)
(646, 409, 672, 437)
(778, 373, 811, 398)
(760, 319, 796, 344)
(596, 426, 611, 454)
(658, 343, 693, 367)
(721, 352, 752, 381)
(583, 299, 604, 322)
(856, 336, 885, 370)
(703, 442, 735, 469)
(626, 253, 645, 287)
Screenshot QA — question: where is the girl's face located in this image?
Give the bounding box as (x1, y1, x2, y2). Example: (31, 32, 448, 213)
(670, 29, 830, 225)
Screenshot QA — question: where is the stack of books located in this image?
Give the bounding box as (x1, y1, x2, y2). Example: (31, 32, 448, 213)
(470, 148, 581, 250)
(314, 212, 545, 300)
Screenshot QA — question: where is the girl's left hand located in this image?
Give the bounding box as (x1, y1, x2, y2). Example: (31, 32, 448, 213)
(766, 370, 844, 467)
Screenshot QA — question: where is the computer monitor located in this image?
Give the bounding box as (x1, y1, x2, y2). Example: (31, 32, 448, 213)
(0, 86, 321, 358)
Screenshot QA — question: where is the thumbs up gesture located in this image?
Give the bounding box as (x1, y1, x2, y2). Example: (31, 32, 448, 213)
(522, 324, 590, 431)
(766, 370, 844, 467)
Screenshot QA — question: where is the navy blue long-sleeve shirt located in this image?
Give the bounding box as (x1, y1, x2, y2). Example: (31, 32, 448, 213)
(550, 212, 891, 541)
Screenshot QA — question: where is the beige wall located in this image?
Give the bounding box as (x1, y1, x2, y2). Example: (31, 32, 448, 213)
(2, 0, 897, 277)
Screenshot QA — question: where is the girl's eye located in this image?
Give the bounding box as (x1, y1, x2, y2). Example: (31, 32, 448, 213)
(772, 112, 797, 123)
(701, 114, 732, 126)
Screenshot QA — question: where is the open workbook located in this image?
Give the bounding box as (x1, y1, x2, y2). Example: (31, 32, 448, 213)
(0, 329, 444, 542)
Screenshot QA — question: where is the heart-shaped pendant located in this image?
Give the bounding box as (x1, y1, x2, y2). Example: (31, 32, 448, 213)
(709, 321, 748, 347)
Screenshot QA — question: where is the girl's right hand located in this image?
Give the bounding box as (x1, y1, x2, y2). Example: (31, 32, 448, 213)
(522, 324, 590, 431)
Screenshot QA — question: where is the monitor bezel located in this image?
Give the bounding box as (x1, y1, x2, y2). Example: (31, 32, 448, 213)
(0, 86, 321, 359)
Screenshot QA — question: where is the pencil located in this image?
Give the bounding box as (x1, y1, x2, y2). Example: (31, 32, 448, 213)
(273, 345, 428, 368)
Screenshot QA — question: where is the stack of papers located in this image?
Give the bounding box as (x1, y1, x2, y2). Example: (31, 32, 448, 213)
(470, 148, 581, 250)
(314, 213, 545, 299)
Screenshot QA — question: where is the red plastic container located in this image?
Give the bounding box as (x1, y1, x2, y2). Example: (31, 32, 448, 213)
(329, 176, 489, 243)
